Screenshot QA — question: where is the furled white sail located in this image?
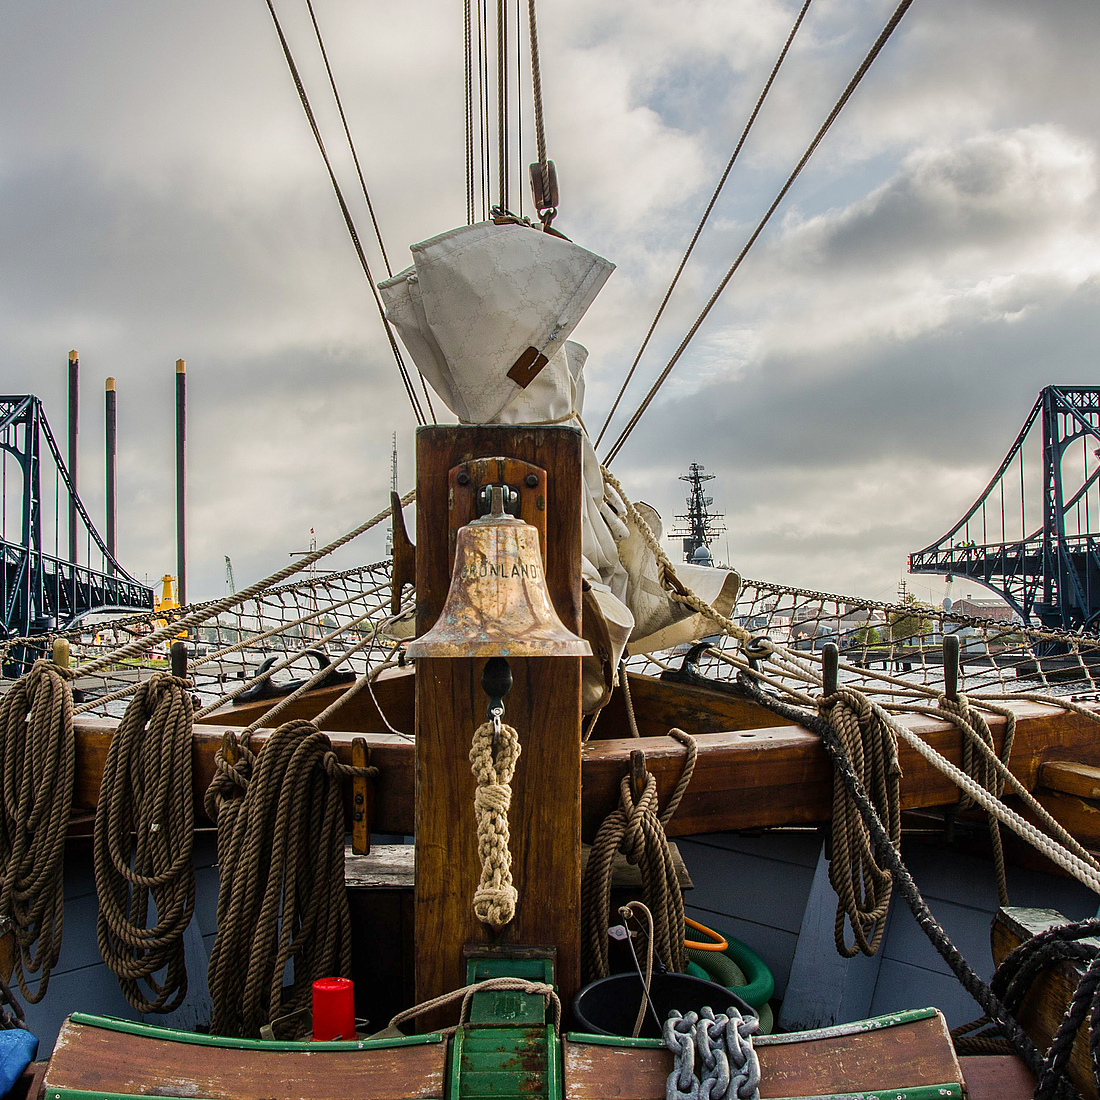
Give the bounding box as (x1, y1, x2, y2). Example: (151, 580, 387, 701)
(381, 221, 737, 710)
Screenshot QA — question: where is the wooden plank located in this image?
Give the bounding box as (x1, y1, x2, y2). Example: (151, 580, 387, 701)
(70, 696, 1100, 838)
(991, 906, 1099, 1100)
(413, 425, 584, 1021)
(45, 1018, 445, 1100)
(344, 843, 691, 891)
(1033, 789, 1100, 847)
(564, 1011, 963, 1100)
(1041, 760, 1100, 800)
(960, 1055, 1037, 1100)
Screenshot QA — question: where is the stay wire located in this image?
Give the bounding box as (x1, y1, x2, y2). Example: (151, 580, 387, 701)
(261, 0, 427, 426)
(496, 0, 509, 211)
(465, 0, 475, 223)
(603, 0, 914, 466)
(594, 0, 814, 450)
(302, 0, 392, 278)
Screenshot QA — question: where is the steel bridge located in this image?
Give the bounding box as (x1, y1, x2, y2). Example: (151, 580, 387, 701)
(1, 395, 153, 650)
(909, 386, 1100, 632)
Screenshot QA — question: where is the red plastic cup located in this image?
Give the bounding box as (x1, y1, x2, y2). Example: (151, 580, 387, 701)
(312, 977, 355, 1040)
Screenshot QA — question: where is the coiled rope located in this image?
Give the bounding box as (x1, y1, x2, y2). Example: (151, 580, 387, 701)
(582, 729, 697, 980)
(0, 659, 74, 1002)
(819, 687, 901, 958)
(205, 719, 375, 1037)
(937, 693, 1012, 906)
(94, 673, 195, 1013)
(469, 719, 521, 928)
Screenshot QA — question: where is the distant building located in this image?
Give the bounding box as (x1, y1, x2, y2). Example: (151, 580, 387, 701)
(950, 595, 1014, 622)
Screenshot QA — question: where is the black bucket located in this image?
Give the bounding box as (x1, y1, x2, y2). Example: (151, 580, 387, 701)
(573, 972, 755, 1039)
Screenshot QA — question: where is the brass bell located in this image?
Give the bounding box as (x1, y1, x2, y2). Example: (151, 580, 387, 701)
(407, 486, 591, 659)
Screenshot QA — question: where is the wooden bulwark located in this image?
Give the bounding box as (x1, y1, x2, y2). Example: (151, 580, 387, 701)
(563, 1008, 964, 1100)
(46, 1015, 446, 1100)
(74, 694, 1100, 840)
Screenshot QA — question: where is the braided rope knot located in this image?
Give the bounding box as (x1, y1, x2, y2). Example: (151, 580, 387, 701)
(469, 720, 521, 928)
(665, 1007, 760, 1100)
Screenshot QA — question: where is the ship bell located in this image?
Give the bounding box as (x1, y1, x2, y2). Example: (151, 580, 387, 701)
(407, 486, 591, 659)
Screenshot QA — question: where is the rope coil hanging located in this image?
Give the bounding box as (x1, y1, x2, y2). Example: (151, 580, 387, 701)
(94, 672, 196, 1013)
(205, 719, 376, 1037)
(0, 658, 74, 1003)
(582, 728, 697, 981)
(936, 692, 1012, 906)
(469, 718, 521, 928)
(819, 686, 901, 958)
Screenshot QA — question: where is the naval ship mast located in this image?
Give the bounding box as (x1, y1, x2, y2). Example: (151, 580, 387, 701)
(669, 462, 726, 563)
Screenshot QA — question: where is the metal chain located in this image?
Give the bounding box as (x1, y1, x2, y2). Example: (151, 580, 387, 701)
(665, 1007, 761, 1100)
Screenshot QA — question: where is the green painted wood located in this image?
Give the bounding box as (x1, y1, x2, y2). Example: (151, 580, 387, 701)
(67, 1011, 444, 1051)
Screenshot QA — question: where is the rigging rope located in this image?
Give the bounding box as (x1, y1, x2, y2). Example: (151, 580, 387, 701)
(205, 719, 375, 1037)
(603, 0, 914, 465)
(94, 673, 195, 1013)
(0, 660, 74, 1003)
(736, 673, 1077, 1100)
(303, 0, 393, 279)
(595, 0, 814, 450)
(465, 0, 476, 223)
(260, 0, 431, 426)
(74, 490, 414, 678)
(496, 0, 509, 212)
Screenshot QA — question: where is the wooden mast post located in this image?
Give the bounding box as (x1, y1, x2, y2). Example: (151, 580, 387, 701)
(413, 424, 584, 1021)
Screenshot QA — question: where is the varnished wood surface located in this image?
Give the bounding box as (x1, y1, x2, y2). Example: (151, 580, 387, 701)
(46, 1019, 445, 1100)
(563, 1012, 963, 1100)
(414, 426, 584, 1020)
(72, 696, 1100, 839)
(991, 907, 1099, 1100)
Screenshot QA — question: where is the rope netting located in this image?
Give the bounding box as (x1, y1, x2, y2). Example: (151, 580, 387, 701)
(3, 499, 1100, 732)
(628, 577, 1100, 708)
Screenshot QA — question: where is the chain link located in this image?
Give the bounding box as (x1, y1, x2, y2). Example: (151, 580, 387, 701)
(664, 1007, 760, 1100)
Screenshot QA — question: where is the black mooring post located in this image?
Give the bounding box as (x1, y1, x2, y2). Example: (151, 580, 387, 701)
(68, 349, 79, 565)
(175, 359, 186, 607)
(170, 640, 188, 679)
(943, 633, 960, 702)
(822, 641, 839, 696)
(105, 377, 116, 576)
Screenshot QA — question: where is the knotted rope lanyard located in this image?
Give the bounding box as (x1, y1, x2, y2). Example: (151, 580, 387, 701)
(469, 713, 521, 928)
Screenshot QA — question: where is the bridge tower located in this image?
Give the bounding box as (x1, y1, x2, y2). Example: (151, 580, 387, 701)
(1, 394, 154, 660)
(909, 386, 1100, 632)
(669, 463, 725, 563)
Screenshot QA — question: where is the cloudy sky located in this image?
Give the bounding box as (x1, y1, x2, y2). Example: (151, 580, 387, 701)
(3, 0, 1098, 607)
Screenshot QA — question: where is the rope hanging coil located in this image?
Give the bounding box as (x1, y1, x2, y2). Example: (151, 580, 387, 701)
(936, 693, 1012, 906)
(819, 687, 901, 958)
(94, 673, 196, 1013)
(469, 719, 521, 928)
(582, 730, 697, 981)
(205, 719, 376, 1037)
(0, 659, 74, 1003)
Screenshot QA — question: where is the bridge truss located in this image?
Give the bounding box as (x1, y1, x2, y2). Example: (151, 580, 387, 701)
(910, 386, 1100, 632)
(1, 395, 153, 647)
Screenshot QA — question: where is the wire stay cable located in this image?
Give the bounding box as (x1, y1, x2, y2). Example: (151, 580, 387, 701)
(595, 0, 814, 450)
(603, 0, 914, 466)
(261, 0, 427, 425)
